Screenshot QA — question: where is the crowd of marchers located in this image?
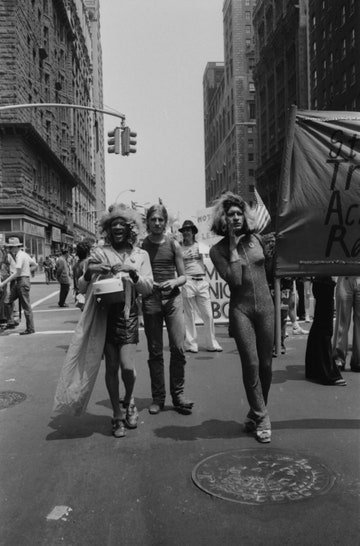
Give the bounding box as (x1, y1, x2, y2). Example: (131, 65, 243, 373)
(1, 193, 358, 443)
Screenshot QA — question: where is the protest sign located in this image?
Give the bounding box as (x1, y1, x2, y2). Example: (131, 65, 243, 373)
(275, 109, 360, 277)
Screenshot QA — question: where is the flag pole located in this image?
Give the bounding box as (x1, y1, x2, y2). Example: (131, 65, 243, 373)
(274, 105, 297, 355)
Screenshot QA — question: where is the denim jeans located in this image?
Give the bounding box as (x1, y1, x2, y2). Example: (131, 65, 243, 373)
(8, 277, 35, 332)
(143, 293, 186, 405)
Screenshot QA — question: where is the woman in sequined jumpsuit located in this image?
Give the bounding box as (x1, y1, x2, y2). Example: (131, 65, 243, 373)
(209, 192, 274, 443)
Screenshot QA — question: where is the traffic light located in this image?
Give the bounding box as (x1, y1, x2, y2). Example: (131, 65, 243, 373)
(121, 126, 137, 156)
(107, 127, 120, 154)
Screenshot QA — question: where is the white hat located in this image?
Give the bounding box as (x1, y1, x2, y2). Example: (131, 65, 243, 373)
(5, 237, 23, 247)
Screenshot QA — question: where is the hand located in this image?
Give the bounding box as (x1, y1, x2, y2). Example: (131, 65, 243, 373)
(89, 263, 112, 275)
(112, 263, 136, 275)
(228, 222, 241, 252)
(158, 279, 177, 291)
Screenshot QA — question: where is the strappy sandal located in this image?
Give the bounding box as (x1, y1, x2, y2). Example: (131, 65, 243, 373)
(111, 418, 126, 438)
(255, 429, 271, 443)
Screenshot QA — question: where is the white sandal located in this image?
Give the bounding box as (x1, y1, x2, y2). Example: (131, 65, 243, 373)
(255, 429, 271, 443)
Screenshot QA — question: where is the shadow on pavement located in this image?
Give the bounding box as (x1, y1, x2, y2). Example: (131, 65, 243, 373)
(153, 417, 360, 441)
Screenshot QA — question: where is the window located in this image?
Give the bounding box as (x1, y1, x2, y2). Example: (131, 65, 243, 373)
(341, 5, 346, 26)
(342, 72, 347, 92)
(351, 64, 356, 85)
(322, 60, 326, 78)
(245, 25, 251, 34)
(341, 38, 346, 58)
(245, 11, 251, 21)
(313, 41, 317, 55)
(329, 52, 333, 70)
(248, 153, 254, 162)
(351, 28, 355, 49)
(313, 69, 318, 88)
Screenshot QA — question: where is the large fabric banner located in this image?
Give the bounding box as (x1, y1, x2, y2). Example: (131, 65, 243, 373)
(275, 110, 360, 277)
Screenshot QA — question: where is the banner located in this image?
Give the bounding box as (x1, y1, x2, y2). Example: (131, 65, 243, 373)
(275, 110, 360, 277)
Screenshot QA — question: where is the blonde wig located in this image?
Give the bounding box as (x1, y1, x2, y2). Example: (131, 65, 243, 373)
(210, 191, 256, 236)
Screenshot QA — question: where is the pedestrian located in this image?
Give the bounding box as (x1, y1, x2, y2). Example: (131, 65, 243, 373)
(305, 277, 346, 386)
(142, 204, 194, 415)
(332, 276, 360, 372)
(0, 237, 37, 335)
(178, 219, 222, 353)
(53, 203, 153, 437)
(43, 256, 52, 284)
(56, 248, 71, 307)
(209, 192, 274, 443)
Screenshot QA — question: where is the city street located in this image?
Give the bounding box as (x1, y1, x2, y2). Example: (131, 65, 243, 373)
(0, 276, 359, 546)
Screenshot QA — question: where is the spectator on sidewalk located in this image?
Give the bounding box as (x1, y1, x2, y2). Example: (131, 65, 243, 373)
(332, 276, 360, 372)
(43, 256, 52, 284)
(210, 192, 274, 444)
(142, 204, 194, 416)
(305, 277, 346, 386)
(0, 237, 37, 335)
(179, 219, 222, 353)
(56, 248, 71, 307)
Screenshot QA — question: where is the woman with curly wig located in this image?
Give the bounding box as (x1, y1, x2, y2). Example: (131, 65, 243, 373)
(209, 192, 274, 443)
(53, 203, 153, 438)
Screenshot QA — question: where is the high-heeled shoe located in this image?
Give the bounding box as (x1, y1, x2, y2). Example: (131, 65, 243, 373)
(332, 378, 346, 386)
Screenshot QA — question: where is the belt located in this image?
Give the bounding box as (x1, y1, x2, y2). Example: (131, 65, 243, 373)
(191, 276, 205, 281)
(17, 276, 30, 280)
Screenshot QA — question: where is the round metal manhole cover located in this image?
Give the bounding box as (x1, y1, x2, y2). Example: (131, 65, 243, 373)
(0, 391, 27, 409)
(192, 448, 335, 505)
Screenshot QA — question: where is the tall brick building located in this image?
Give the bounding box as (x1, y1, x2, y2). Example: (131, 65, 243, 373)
(252, 0, 309, 220)
(309, 0, 360, 111)
(0, 0, 104, 259)
(203, 0, 258, 206)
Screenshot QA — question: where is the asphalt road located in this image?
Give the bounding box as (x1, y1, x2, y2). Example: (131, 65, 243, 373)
(0, 279, 359, 545)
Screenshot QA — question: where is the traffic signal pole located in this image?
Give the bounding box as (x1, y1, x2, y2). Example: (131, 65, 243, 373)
(0, 102, 126, 121)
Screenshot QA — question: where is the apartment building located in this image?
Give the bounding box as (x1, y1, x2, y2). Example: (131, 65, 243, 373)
(203, 0, 258, 206)
(0, 0, 104, 259)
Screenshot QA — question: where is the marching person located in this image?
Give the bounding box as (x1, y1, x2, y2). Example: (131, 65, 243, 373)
(53, 203, 153, 438)
(0, 237, 37, 335)
(209, 192, 274, 443)
(142, 204, 194, 416)
(179, 219, 222, 353)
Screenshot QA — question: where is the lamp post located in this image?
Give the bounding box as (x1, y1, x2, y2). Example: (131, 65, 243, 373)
(114, 188, 136, 202)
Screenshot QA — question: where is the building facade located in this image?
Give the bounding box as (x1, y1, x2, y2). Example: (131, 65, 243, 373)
(309, 0, 360, 111)
(0, 0, 104, 260)
(252, 0, 309, 220)
(203, 0, 258, 207)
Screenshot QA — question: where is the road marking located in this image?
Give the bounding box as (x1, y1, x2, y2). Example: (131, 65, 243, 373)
(31, 291, 59, 308)
(46, 505, 72, 521)
(33, 308, 79, 313)
(9, 330, 75, 336)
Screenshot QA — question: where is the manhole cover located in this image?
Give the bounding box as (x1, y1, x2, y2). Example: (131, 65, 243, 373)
(192, 448, 335, 505)
(0, 391, 27, 409)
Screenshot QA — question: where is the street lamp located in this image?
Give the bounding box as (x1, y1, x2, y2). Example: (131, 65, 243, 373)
(114, 188, 136, 202)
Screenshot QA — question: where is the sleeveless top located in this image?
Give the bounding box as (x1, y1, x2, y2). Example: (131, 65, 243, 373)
(142, 235, 180, 311)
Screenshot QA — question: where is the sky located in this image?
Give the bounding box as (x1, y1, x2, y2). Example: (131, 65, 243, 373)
(99, 0, 224, 222)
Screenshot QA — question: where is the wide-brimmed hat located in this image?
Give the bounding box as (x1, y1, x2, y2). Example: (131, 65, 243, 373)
(178, 220, 198, 234)
(5, 237, 23, 247)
